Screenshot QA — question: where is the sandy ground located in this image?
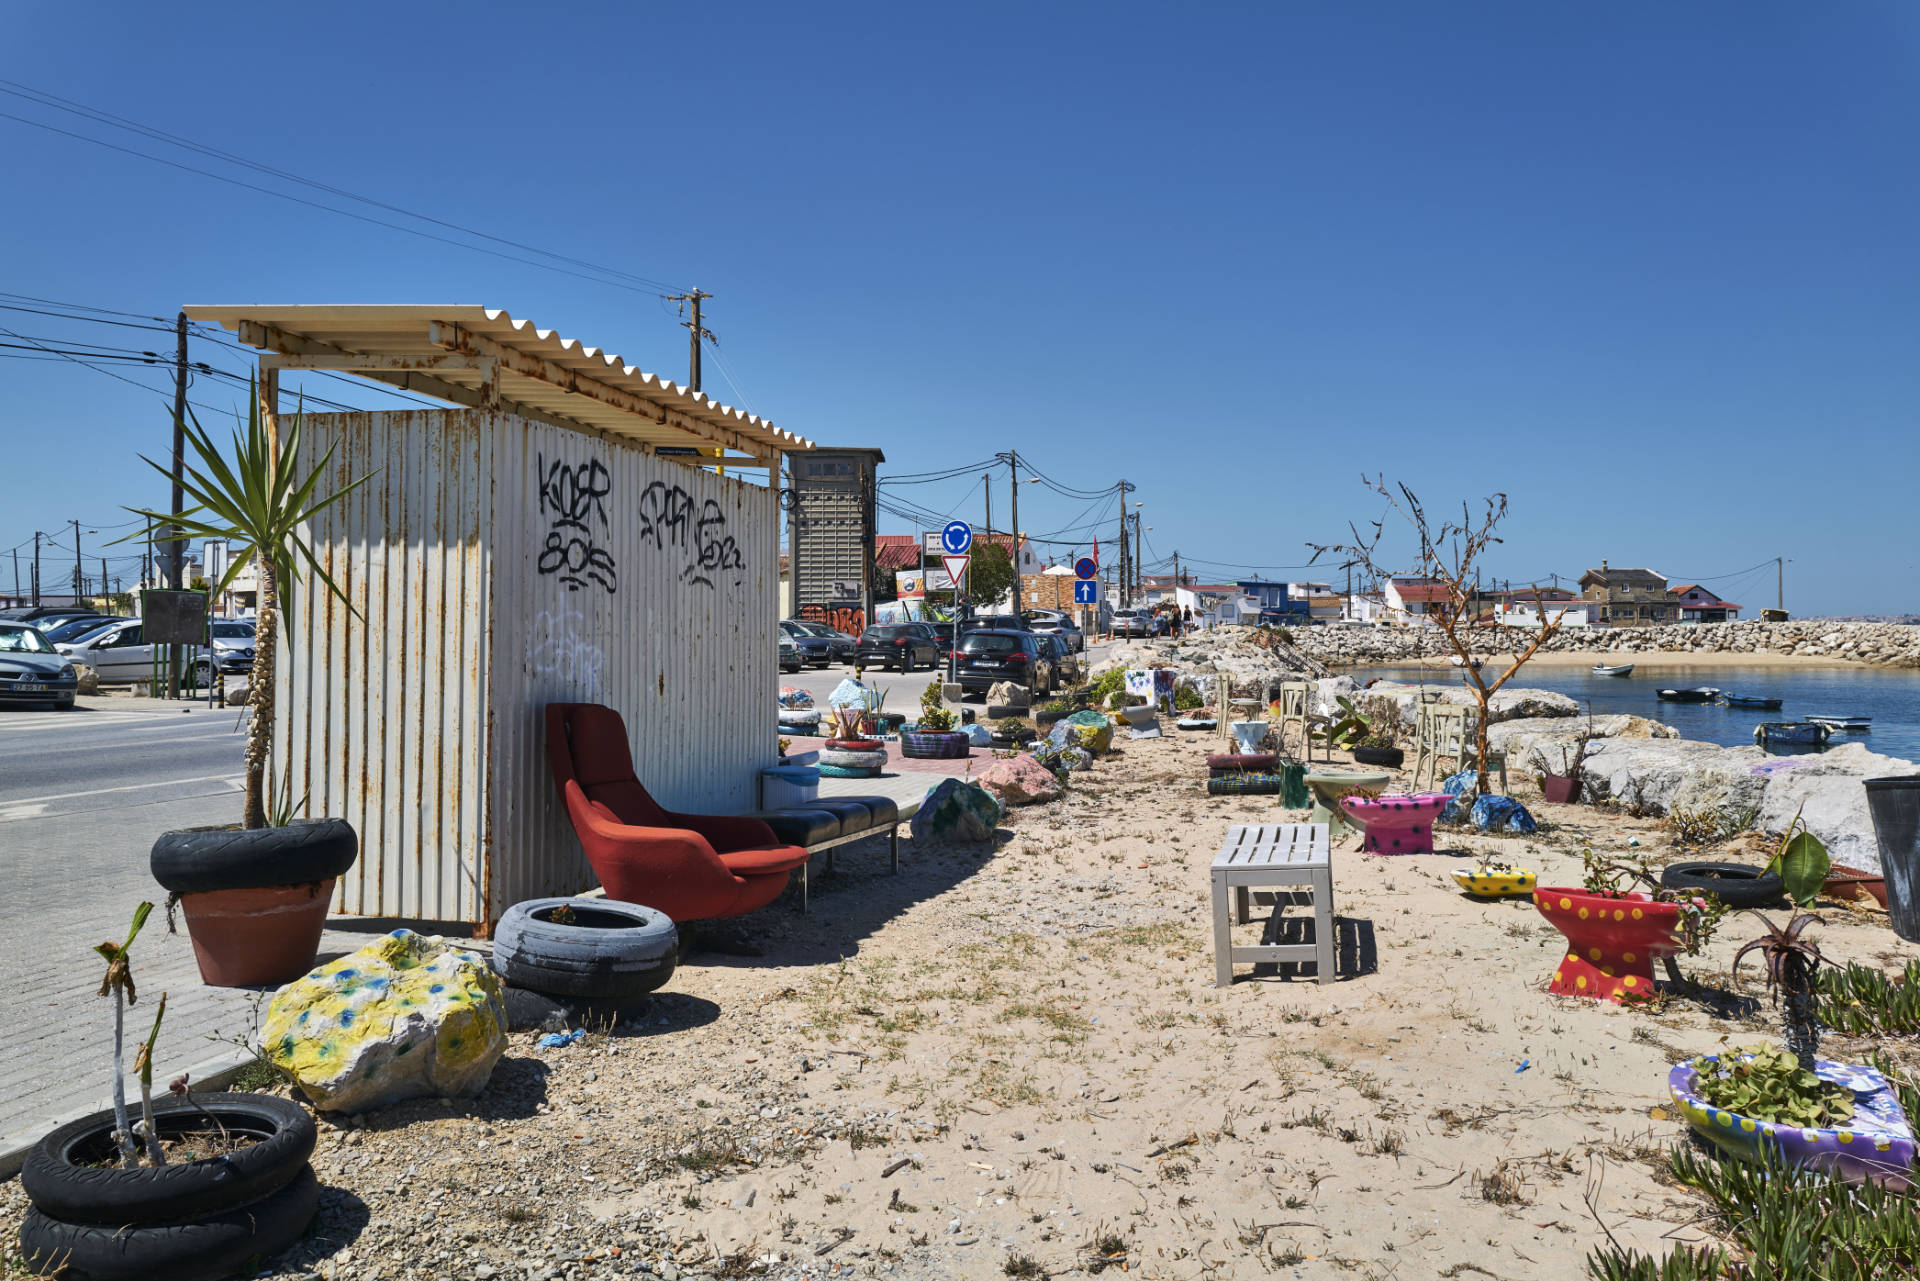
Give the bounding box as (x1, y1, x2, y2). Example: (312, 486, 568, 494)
(5, 725, 1913, 1281)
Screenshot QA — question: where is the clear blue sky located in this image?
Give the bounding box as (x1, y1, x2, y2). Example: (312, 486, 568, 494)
(2, 2, 1914, 614)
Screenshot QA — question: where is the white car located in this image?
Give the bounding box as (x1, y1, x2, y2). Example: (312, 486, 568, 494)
(1111, 609, 1151, 638)
(58, 619, 157, 682)
(1020, 609, 1086, 652)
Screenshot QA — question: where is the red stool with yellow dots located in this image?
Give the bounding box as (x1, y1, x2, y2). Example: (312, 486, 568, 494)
(1535, 887, 1687, 1002)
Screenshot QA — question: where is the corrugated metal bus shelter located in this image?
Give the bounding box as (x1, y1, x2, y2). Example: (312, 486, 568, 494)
(184, 306, 813, 930)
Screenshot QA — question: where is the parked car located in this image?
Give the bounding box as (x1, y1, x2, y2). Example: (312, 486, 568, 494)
(185, 620, 258, 685)
(1037, 632, 1081, 685)
(779, 631, 804, 673)
(0, 606, 104, 624)
(40, 614, 129, 644)
(56, 619, 157, 682)
(0, 621, 80, 709)
(953, 630, 1055, 697)
(1021, 609, 1086, 652)
(778, 619, 831, 667)
(960, 614, 1030, 632)
(1111, 609, 1151, 638)
(853, 622, 941, 672)
(796, 620, 857, 665)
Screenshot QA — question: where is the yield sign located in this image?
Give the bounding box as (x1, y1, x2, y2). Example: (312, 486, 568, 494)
(940, 553, 971, 590)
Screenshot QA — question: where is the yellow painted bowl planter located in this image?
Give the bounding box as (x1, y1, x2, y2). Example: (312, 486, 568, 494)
(1452, 866, 1536, 897)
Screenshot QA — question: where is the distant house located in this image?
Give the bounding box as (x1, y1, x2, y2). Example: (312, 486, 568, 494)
(1285, 581, 1343, 622)
(1344, 591, 1387, 624)
(1580, 562, 1677, 625)
(1672, 584, 1742, 624)
(1383, 577, 1451, 623)
(1235, 578, 1292, 609)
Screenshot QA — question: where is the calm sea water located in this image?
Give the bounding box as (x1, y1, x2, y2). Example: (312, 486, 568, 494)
(1355, 662, 1920, 766)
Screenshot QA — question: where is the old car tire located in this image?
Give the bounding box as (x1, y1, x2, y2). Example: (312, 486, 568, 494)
(19, 1165, 318, 1281)
(820, 747, 889, 770)
(1352, 746, 1405, 768)
(492, 897, 678, 1003)
(23, 1095, 315, 1228)
(149, 819, 358, 896)
(1659, 861, 1786, 909)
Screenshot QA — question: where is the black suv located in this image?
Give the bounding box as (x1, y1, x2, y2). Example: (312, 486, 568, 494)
(853, 623, 941, 672)
(953, 630, 1054, 697)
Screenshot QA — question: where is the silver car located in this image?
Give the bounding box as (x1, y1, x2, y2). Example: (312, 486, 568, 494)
(1021, 609, 1086, 652)
(0, 622, 80, 709)
(186, 620, 258, 686)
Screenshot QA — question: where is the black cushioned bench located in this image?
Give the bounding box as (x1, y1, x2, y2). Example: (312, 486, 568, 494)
(742, 795, 902, 910)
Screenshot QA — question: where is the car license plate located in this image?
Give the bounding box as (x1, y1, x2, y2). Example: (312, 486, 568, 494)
(11, 682, 47, 692)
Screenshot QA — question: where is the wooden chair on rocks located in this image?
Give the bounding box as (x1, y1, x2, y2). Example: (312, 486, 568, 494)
(1274, 681, 1315, 760)
(1412, 703, 1508, 793)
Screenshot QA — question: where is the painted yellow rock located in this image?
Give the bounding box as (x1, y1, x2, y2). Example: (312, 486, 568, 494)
(263, 929, 507, 1113)
(1451, 867, 1537, 898)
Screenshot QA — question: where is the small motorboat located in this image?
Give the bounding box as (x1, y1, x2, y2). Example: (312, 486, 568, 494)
(1657, 687, 1721, 703)
(1754, 721, 1832, 747)
(1591, 663, 1635, 677)
(1448, 655, 1484, 669)
(1720, 694, 1783, 710)
(1807, 714, 1872, 732)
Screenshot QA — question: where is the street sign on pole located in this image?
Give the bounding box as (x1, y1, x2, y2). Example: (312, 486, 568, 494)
(1073, 556, 1097, 580)
(940, 520, 973, 556)
(1073, 578, 1099, 605)
(940, 554, 971, 590)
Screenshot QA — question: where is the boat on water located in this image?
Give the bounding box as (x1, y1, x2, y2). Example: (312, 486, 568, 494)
(1657, 687, 1721, 703)
(1754, 721, 1833, 747)
(1720, 694, 1783, 710)
(1448, 655, 1484, 669)
(1806, 714, 1872, 732)
(1591, 663, 1635, 677)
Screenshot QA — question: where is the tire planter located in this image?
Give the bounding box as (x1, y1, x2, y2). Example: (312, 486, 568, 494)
(18, 1094, 319, 1281)
(491, 897, 677, 1006)
(1207, 773, 1286, 796)
(149, 820, 358, 988)
(1539, 773, 1581, 804)
(1668, 1055, 1915, 1190)
(818, 763, 882, 778)
(1175, 718, 1216, 731)
(984, 703, 1030, 721)
(1338, 792, 1450, 854)
(1207, 752, 1276, 773)
(1352, 745, 1405, 769)
(989, 729, 1036, 748)
(824, 738, 883, 752)
(1535, 887, 1685, 1003)
(820, 747, 889, 770)
(899, 729, 970, 759)
(1659, 861, 1785, 910)
(1034, 708, 1069, 728)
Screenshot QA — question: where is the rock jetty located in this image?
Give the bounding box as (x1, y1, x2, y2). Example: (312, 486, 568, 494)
(1277, 619, 1920, 668)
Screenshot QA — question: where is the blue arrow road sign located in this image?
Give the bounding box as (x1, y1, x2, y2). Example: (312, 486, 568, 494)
(941, 520, 973, 555)
(1073, 556, 1097, 580)
(1073, 578, 1100, 605)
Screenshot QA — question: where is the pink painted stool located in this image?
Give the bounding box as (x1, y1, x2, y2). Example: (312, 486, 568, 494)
(1339, 792, 1451, 854)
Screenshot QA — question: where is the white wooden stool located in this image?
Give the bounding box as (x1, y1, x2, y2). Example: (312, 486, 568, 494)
(1210, 822, 1334, 986)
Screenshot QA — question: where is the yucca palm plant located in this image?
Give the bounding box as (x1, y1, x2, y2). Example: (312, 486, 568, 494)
(123, 384, 370, 828)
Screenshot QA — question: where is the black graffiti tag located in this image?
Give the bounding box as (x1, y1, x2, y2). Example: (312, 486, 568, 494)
(636, 481, 746, 589)
(535, 453, 617, 593)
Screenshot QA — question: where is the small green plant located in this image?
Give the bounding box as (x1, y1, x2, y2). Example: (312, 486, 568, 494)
(1003, 1252, 1044, 1279)
(1087, 668, 1127, 704)
(917, 680, 955, 733)
(548, 903, 577, 926)
(1310, 695, 1370, 751)
(1689, 1042, 1853, 1128)
(96, 901, 157, 1167)
(1818, 958, 1920, 1037)
(1578, 847, 1729, 963)
(1173, 685, 1203, 711)
(1763, 805, 1831, 908)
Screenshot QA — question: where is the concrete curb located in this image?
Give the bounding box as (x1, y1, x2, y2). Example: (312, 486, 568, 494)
(0, 1047, 256, 1181)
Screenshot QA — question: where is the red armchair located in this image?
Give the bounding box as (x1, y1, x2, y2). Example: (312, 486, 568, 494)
(546, 703, 810, 922)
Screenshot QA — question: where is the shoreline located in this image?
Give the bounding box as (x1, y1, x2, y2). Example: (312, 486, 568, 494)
(1335, 649, 1877, 672)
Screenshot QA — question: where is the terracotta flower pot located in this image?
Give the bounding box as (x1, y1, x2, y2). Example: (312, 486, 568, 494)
(179, 879, 338, 988)
(1823, 862, 1889, 908)
(1534, 887, 1684, 1003)
(1540, 774, 1581, 804)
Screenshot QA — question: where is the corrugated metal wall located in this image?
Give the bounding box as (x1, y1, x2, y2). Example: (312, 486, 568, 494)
(486, 418, 775, 921)
(277, 407, 775, 926)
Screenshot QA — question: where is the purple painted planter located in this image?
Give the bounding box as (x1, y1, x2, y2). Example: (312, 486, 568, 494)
(1668, 1056, 1916, 1190)
(1338, 792, 1452, 854)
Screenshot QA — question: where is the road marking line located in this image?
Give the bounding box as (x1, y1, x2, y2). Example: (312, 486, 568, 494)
(0, 774, 247, 807)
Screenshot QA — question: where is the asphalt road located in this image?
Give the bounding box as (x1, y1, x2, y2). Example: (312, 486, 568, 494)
(0, 698, 253, 1146)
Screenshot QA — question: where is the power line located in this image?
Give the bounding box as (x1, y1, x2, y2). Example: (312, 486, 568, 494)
(0, 80, 686, 295)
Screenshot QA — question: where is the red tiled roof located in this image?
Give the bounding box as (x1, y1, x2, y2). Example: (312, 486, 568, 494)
(874, 535, 920, 572)
(1392, 584, 1455, 604)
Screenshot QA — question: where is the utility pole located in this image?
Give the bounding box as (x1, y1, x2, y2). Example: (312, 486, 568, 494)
(9, 547, 17, 601)
(1777, 557, 1784, 613)
(1116, 481, 1133, 610)
(71, 519, 83, 601)
(32, 532, 42, 607)
(1007, 451, 1022, 617)
(666, 289, 712, 393)
(168, 311, 188, 693)
(1132, 512, 1143, 602)
(100, 557, 108, 607)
